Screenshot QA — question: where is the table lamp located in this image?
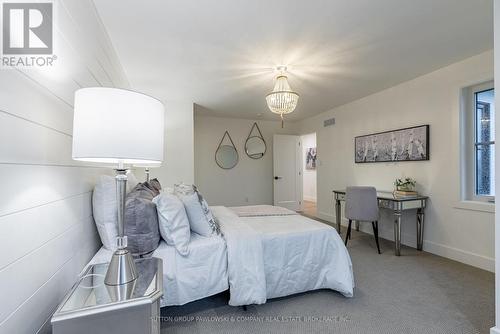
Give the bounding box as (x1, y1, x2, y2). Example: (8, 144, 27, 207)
(72, 87, 165, 286)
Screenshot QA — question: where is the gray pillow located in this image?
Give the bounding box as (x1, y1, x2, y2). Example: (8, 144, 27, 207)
(148, 178, 162, 194)
(124, 183, 161, 255)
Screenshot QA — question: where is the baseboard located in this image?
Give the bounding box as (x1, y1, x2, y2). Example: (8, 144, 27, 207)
(303, 196, 317, 202)
(317, 211, 334, 223)
(423, 240, 494, 272)
(323, 214, 494, 272)
(363, 222, 494, 272)
(490, 327, 500, 334)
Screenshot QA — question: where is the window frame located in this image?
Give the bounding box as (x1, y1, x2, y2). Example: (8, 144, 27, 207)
(466, 82, 495, 202)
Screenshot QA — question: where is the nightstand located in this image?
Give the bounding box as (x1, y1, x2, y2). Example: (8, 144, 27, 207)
(51, 257, 163, 334)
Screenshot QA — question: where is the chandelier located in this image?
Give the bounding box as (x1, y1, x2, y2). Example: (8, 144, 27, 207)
(266, 66, 299, 127)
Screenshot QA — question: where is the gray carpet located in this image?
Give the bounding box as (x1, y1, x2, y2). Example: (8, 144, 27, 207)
(160, 223, 494, 334)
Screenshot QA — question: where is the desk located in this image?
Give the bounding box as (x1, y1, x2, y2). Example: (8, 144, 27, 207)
(333, 190, 428, 256)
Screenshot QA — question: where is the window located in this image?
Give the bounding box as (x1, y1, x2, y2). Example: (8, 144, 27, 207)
(462, 82, 495, 202)
(474, 89, 495, 198)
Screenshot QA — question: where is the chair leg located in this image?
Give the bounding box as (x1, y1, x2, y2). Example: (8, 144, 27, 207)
(345, 219, 352, 246)
(372, 221, 381, 254)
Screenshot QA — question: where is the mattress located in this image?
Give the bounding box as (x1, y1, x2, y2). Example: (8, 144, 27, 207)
(241, 214, 354, 299)
(88, 233, 228, 307)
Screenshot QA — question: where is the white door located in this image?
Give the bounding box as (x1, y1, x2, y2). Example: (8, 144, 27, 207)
(273, 135, 303, 211)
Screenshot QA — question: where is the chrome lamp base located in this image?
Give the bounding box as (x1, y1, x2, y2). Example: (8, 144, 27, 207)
(104, 168, 138, 286)
(104, 248, 138, 285)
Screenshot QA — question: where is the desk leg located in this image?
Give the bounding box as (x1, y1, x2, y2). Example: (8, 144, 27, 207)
(394, 211, 402, 256)
(355, 220, 360, 232)
(416, 208, 424, 251)
(335, 199, 341, 235)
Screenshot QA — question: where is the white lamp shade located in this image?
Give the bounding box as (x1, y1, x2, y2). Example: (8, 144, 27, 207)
(72, 87, 165, 165)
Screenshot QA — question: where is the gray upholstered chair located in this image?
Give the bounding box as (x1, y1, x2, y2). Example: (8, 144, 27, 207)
(345, 186, 381, 254)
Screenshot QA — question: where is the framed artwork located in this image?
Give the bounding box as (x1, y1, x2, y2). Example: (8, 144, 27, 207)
(355, 125, 429, 163)
(306, 147, 317, 169)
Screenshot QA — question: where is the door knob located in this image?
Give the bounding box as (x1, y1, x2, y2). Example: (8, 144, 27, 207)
(274, 176, 282, 180)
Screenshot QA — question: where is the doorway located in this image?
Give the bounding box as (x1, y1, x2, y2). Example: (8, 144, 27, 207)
(301, 133, 317, 217)
(273, 135, 302, 211)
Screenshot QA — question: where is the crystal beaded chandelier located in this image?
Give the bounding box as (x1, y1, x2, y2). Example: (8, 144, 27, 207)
(266, 66, 299, 127)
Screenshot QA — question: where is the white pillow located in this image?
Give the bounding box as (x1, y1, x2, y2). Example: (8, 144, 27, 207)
(152, 192, 191, 256)
(92, 175, 118, 250)
(92, 172, 139, 250)
(178, 192, 213, 236)
(174, 184, 221, 237)
(127, 171, 139, 191)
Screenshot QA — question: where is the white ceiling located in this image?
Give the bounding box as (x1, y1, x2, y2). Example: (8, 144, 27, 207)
(93, 0, 493, 121)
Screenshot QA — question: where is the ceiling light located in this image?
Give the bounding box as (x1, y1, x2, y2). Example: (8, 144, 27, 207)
(266, 66, 299, 127)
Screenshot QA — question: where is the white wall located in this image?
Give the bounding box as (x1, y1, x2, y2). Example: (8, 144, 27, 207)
(194, 115, 297, 206)
(301, 133, 317, 202)
(296, 50, 495, 272)
(144, 101, 194, 187)
(0, 1, 129, 333)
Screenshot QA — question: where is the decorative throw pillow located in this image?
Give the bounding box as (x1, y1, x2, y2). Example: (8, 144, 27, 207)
(153, 191, 191, 256)
(92, 172, 142, 250)
(173, 183, 196, 196)
(124, 183, 161, 255)
(149, 178, 162, 193)
(174, 184, 221, 237)
(198, 195, 221, 236)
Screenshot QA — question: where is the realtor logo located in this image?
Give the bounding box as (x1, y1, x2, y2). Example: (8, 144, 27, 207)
(1, 2, 56, 67)
(3, 2, 53, 54)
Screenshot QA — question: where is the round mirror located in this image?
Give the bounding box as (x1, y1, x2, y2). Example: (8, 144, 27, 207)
(215, 145, 239, 169)
(245, 136, 266, 159)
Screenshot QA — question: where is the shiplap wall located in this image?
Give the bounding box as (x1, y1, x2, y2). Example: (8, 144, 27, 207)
(0, 1, 129, 333)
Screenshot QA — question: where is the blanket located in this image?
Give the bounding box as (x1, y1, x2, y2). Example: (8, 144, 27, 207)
(211, 206, 267, 306)
(212, 206, 354, 306)
(229, 204, 297, 217)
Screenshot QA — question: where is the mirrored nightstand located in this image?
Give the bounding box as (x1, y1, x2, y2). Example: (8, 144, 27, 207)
(52, 257, 163, 334)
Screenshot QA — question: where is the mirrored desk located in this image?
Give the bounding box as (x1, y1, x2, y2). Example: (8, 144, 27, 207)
(333, 190, 428, 256)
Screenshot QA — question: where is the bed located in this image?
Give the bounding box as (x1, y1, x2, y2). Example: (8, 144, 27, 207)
(213, 205, 354, 305)
(87, 205, 354, 307)
(244, 212, 353, 300)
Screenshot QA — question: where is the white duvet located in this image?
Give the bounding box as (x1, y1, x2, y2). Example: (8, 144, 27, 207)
(212, 206, 354, 306)
(88, 233, 228, 307)
(87, 206, 354, 308)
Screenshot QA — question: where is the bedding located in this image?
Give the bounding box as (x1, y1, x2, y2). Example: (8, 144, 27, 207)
(242, 214, 354, 300)
(211, 206, 267, 306)
(211, 206, 354, 306)
(92, 173, 139, 250)
(174, 184, 221, 236)
(148, 178, 162, 193)
(153, 191, 191, 256)
(88, 199, 353, 307)
(88, 233, 228, 307)
(153, 234, 228, 306)
(124, 182, 161, 255)
(229, 204, 298, 217)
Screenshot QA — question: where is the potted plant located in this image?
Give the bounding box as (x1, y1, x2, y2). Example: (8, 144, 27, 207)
(394, 177, 416, 192)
